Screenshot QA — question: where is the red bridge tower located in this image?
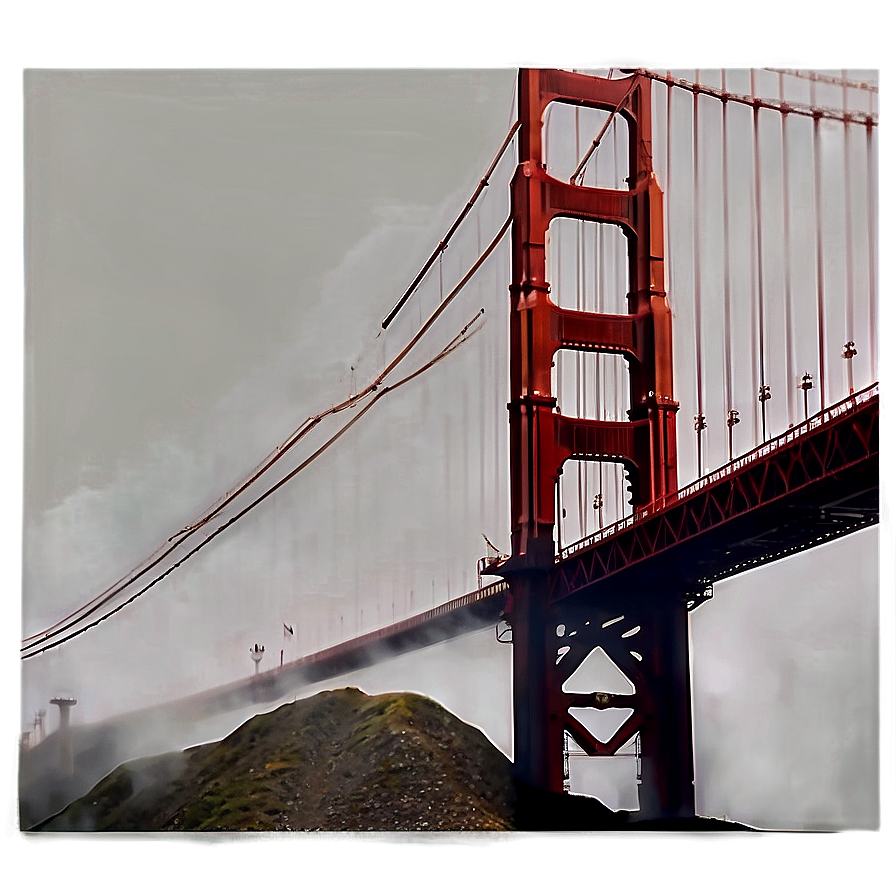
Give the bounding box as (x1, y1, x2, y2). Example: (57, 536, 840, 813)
(502, 69, 691, 819)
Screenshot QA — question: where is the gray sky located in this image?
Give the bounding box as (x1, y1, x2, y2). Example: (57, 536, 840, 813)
(18, 66, 882, 836)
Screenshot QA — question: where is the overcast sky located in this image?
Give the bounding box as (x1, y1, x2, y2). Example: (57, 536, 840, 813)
(15, 65, 884, 839)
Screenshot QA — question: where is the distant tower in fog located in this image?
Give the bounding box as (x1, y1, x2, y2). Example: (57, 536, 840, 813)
(50, 697, 77, 777)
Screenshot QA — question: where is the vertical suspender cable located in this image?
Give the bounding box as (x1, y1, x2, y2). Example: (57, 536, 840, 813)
(439, 250, 444, 310)
(665, 72, 673, 337)
(575, 107, 585, 538)
(599, 176, 609, 519)
(580, 215, 589, 533)
(842, 71, 855, 375)
(552, 105, 564, 531)
(254, 494, 267, 616)
(613, 114, 623, 518)
(594, 149, 603, 527)
(780, 73, 796, 427)
(461, 296, 470, 596)
(556, 201, 565, 545)
(265, 492, 280, 632)
(254, 494, 260, 617)
(494, 253, 502, 548)
(747, 71, 759, 446)
(556, 478, 563, 554)
(354, 402, 360, 632)
(866, 92, 877, 377)
(811, 79, 827, 412)
(596, 179, 603, 521)
(721, 72, 733, 415)
(751, 69, 768, 443)
(440, 254, 450, 601)
(479, 280, 486, 539)
(692, 71, 705, 475)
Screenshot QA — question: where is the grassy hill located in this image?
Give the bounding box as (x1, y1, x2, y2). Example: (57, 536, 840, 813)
(33, 687, 752, 832)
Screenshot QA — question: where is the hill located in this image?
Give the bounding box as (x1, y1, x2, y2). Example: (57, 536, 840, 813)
(36, 687, 522, 831)
(33, 687, 751, 832)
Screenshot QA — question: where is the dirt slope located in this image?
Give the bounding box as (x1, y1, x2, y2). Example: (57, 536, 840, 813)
(36, 688, 521, 832)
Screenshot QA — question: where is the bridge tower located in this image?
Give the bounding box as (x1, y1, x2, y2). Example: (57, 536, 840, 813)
(50, 697, 78, 778)
(503, 68, 691, 819)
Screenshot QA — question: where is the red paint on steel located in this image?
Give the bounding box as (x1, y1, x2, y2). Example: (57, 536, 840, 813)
(553, 384, 879, 598)
(505, 69, 687, 815)
(508, 68, 677, 562)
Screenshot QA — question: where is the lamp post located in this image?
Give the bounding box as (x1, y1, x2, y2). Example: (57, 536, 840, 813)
(726, 409, 740, 461)
(694, 413, 707, 476)
(842, 341, 857, 395)
(798, 372, 813, 421)
(758, 385, 771, 442)
(249, 643, 265, 675)
(592, 493, 603, 531)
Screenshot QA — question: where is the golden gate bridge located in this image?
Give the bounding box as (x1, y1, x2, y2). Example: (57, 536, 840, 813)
(21, 67, 879, 828)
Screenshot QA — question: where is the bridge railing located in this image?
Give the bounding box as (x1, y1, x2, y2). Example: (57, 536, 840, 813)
(557, 382, 879, 562)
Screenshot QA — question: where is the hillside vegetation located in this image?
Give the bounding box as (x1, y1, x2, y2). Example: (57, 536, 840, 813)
(37, 688, 523, 831)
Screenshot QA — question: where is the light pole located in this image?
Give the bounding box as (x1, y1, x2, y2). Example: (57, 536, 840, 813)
(694, 413, 706, 476)
(758, 385, 771, 442)
(726, 409, 740, 461)
(798, 372, 813, 421)
(592, 493, 603, 531)
(842, 341, 857, 395)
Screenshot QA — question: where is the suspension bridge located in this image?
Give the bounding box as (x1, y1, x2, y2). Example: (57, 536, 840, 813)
(21, 67, 878, 828)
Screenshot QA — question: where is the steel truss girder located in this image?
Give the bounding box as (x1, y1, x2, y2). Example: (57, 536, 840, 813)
(551, 394, 879, 601)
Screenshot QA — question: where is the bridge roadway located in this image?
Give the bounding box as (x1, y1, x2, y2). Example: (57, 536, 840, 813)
(104, 384, 879, 726)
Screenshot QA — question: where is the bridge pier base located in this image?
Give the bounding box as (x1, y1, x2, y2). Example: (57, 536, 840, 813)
(633, 597, 695, 821)
(510, 567, 566, 794)
(508, 572, 696, 823)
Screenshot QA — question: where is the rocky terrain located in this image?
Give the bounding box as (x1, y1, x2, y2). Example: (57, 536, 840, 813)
(32, 687, 750, 832)
(34, 688, 519, 831)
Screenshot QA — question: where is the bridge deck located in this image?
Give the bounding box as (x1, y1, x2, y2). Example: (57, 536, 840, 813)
(552, 384, 878, 602)
(66, 386, 879, 729)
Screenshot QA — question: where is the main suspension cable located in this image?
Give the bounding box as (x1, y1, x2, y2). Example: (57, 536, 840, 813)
(764, 68, 878, 94)
(570, 79, 636, 185)
(636, 68, 877, 128)
(381, 120, 520, 329)
(23, 313, 487, 660)
(24, 216, 512, 652)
